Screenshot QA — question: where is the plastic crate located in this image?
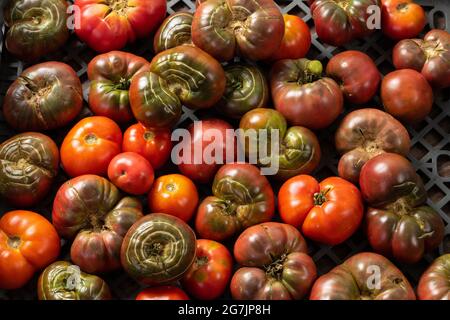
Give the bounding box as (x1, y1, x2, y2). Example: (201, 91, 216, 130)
(0, 0, 448, 300)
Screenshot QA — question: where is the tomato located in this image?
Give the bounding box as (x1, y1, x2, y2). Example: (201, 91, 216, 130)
(360, 153, 444, 264)
(381, 69, 433, 124)
(278, 175, 364, 245)
(121, 213, 197, 285)
(108, 152, 154, 195)
(310, 252, 416, 300)
(195, 163, 275, 241)
(3, 62, 83, 131)
(0, 133, 59, 207)
(123, 123, 172, 170)
(270, 15, 311, 61)
(136, 286, 189, 300)
(192, 0, 284, 61)
(153, 12, 193, 54)
(148, 174, 199, 222)
(326, 51, 381, 104)
(231, 222, 316, 300)
(181, 239, 232, 300)
(74, 0, 166, 52)
(335, 108, 410, 184)
(381, 0, 426, 40)
(61, 116, 122, 177)
(4, 0, 69, 62)
(0, 210, 60, 289)
(270, 58, 343, 130)
(38, 261, 111, 300)
(417, 254, 450, 300)
(176, 119, 236, 184)
(53, 175, 143, 273)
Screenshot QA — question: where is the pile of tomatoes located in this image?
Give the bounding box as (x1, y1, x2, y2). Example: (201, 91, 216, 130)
(0, 0, 449, 300)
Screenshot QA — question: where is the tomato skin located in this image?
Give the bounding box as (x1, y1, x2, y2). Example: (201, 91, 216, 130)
(61, 116, 122, 177)
(381, 0, 426, 40)
(148, 174, 199, 222)
(381, 69, 433, 124)
(108, 152, 154, 195)
(278, 175, 364, 245)
(136, 286, 189, 300)
(74, 0, 166, 52)
(181, 239, 232, 300)
(0, 210, 60, 289)
(417, 254, 450, 300)
(270, 15, 311, 61)
(122, 123, 172, 170)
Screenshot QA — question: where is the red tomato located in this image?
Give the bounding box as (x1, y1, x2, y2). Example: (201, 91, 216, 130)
(107, 152, 154, 195)
(74, 0, 166, 52)
(278, 175, 364, 245)
(136, 286, 189, 300)
(382, 0, 426, 40)
(148, 174, 199, 222)
(61, 116, 122, 177)
(270, 15, 311, 61)
(122, 123, 172, 170)
(0, 210, 60, 289)
(181, 239, 233, 300)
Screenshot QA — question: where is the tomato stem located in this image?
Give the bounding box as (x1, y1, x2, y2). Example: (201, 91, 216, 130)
(264, 253, 287, 280)
(196, 256, 209, 267)
(7, 236, 21, 249)
(313, 188, 331, 205)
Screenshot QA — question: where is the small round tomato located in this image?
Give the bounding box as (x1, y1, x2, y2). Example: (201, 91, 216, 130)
(123, 123, 172, 170)
(278, 175, 364, 245)
(181, 239, 233, 300)
(148, 174, 199, 222)
(0, 210, 60, 289)
(270, 15, 311, 61)
(381, 0, 426, 40)
(136, 286, 189, 300)
(61, 116, 122, 177)
(107, 152, 154, 195)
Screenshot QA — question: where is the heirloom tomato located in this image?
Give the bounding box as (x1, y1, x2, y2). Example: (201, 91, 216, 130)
(0, 210, 60, 289)
(278, 175, 364, 245)
(381, 0, 426, 40)
(108, 152, 154, 195)
(181, 239, 232, 300)
(136, 286, 189, 300)
(153, 12, 194, 54)
(148, 174, 199, 222)
(61, 116, 122, 177)
(74, 0, 166, 52)
(417, 254, 450, 300)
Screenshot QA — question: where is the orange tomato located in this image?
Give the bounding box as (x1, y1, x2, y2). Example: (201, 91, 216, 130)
(148, 174, 199, 222)
(382, 0, 426, 40)
(60, 116, 122, 177)
(0, 210, 60, 289)
(136, 286, 189, 300)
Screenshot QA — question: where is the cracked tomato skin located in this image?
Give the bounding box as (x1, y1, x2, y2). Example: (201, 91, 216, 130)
(181, 239, 233, 300)
(239, 108, 321, 181)
(38, 261, 112, 300)
(271, 59, 343, 130)
(417, 254, 450, 300)
(326, 51, 381, 104)
(87, 51, 151, 123)
(231, 222, 316, 300)
(3, 62, 83, 132)
(0, 210, 60, 290)
(61, 116, 122, 177)
(153, 12, 194, 54)
(74, 0, 166, 52)
(310, 252, 416, 300)
(381, 0, 426, 40)
(195, 163, 275, 241)
(192, 0, 285, 61)
(278, 175, 364, 245)
(310, 0, 380, 46)
(52, 175, 143, 273)
(393, 29, 450, 89)
(360, 153, 445, 264)
(335, 108, 410, 184)
(136, 286, 189, 300)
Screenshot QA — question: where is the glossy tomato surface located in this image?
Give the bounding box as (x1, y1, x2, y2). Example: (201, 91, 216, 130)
(136, 286, 189, 300)
(148, 174, 199, 222)
(381, 0, 426, 40)
(181, 239, 232, 300)
(417, 254, 450, 300)
(0, 210, 60, 289)
(153, 12, 193, 54)
(278, 175, 364, 245)
(61, 116, 122, 177)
